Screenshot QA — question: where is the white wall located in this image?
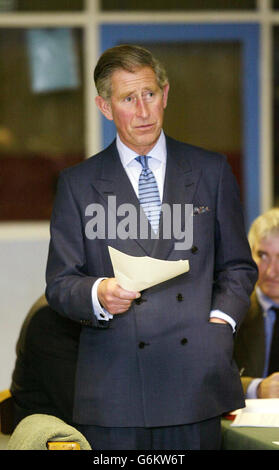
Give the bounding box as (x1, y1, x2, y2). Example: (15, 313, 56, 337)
(0, 223, 50, 390)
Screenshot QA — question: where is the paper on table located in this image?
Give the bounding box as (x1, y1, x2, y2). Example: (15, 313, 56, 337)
(231, 399, 279, 427)
(108, 246, 189, 292)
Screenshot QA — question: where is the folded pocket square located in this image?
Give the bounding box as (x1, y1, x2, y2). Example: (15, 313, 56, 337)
(193, 206, 210, 215)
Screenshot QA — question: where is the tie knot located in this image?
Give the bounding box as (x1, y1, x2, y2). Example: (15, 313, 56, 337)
(136, 155, 150, 170)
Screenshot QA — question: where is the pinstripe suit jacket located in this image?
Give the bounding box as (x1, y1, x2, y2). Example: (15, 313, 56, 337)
(46, 135, 257, 427)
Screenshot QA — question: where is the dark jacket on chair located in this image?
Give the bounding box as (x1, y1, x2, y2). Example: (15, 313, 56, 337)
(10, 295, 81, 426)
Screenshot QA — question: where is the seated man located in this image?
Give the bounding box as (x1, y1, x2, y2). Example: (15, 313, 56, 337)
(10, 295, 81, 427)
(234, 208, 279, 398)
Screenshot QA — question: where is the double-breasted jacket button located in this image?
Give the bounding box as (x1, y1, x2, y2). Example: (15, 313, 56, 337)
(138, 341, 149, 349)
(134, 297, 147, 305)
(191, 245, 198, 254)
(180, 338, 188, 345)
(176, 293, 184, 302)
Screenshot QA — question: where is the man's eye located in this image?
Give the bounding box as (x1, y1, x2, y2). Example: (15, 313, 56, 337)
(124, 96, 133, 103)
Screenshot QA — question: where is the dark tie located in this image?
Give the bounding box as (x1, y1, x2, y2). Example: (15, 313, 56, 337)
(135, 155, 161, 233)
(268, 307, 279, 375)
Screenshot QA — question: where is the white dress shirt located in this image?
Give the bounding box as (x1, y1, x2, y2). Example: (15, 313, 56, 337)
(91, 132, 235, 330)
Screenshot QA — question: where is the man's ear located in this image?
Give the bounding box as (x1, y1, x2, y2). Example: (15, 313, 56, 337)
(95, 95, 113, 121)
(162, 83, 170, 109)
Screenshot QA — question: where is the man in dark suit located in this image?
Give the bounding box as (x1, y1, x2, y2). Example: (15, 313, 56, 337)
(10, 295, 81, 428)
(234, 208, 279, 398)
(45, 44, 257, 450)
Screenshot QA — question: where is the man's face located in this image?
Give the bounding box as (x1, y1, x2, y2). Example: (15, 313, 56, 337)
(95, 66, 169, 155)
(252, 233, 279, 303)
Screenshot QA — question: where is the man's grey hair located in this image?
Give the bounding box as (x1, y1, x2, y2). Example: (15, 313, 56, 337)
(94, 44, 169, 100)
(248, 207, 279, 249)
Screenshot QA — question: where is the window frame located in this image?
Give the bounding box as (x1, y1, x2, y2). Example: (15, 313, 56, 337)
(0, 0, 277, 232)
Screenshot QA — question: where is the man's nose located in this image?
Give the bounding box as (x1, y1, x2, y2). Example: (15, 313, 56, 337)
(266, 259, 279, 277)
(136, 98, 149, 118)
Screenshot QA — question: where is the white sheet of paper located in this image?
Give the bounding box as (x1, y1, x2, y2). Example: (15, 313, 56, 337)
(231, 399, 279, 427)
(108, 246, 189, 291)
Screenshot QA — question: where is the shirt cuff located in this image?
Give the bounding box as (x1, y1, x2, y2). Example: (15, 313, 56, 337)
(246, 378, 263, 399)
(92, 277, 113, 321)
(210, 309, 236, 332)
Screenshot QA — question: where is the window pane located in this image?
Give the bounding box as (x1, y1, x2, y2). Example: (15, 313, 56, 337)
(273, 27, 279, 205)
(101, 0, 256, 11)
(0, 28, 85, 220)
(138, 41, 243, 196)
(0, 0, 84, 12)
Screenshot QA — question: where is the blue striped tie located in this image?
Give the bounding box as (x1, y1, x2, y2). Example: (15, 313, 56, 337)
(136, 155, 161, 233)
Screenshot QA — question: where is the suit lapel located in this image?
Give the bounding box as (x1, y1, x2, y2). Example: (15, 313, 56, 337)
(90, 138, 201, 259)
(89, 142, 154, 256)
(236, 291, 266, 376)
(249, 291, 266, 374)
(151, 137, 201, 260)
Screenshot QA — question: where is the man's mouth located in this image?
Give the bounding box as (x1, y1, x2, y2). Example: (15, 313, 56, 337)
(135, 123, 155, 130)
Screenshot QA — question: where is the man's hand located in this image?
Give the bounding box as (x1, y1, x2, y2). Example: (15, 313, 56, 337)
(97, 278, 140, 315)
(257, 373, 279, 398)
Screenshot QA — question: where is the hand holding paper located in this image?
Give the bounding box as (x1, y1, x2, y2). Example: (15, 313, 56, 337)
(108, 246, 189, 292)
(97, 277, 140, 315)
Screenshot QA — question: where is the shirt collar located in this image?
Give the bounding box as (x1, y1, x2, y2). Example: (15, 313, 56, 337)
(116, 130, 167, 169)
(256, 286, 279, 314)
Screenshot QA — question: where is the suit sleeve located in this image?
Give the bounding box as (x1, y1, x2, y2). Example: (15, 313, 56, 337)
(211, 157, 258, 328)
(45, 172, 101, 327)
